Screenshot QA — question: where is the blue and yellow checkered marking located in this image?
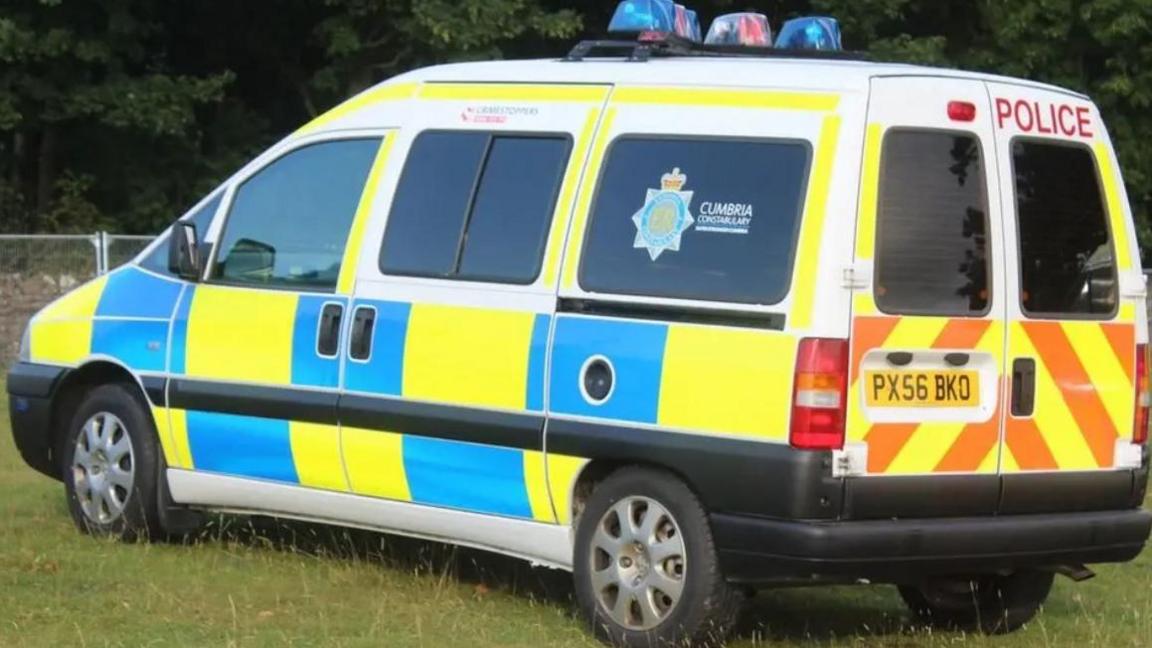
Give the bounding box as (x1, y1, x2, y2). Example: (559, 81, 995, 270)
(91, 320, 169, 372)
(95, 267, 184, 319)
(186, 411, 299, 483)
(550, 315, 797, 440)
(290, 296, 346, 389)
(403, 436, 534, 518)
(345, 300, 411, 395)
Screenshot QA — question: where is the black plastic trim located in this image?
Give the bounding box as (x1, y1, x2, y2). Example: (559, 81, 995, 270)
(558, 298, 786, 331)
(169, 379, 338, 425)
(546, 418, 840, 519)
(1001, 470, 1136, 514)
(5, 362, 66, 398)
(7, 394, 56, 479)
(714, 508, 1152, 585)
(141, 375, 166, 407)
(843, 474, 999, 519)
(341, 394, 543, 451)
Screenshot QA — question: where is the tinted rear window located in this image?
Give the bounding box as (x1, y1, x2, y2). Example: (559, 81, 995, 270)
(1013, 140, 1116, 317)
(579, 137, 810, 304)
(874, 130, 991, 316)
(379, 131, 571, 283)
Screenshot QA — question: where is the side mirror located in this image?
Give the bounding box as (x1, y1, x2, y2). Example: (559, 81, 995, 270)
(168, 222, 201, 281)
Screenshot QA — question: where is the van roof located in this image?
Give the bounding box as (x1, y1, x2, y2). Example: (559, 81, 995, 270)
(391, 56, 1089, 101)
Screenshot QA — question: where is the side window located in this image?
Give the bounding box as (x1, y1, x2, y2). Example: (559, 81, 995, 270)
(379, 131, 571, 284)
(139, 193, 223, 276)
(1013, 140, 1117, 317)
(874, 130, 990, 316)
(212, 138, 381, 291)
(579, 137, 810, 304)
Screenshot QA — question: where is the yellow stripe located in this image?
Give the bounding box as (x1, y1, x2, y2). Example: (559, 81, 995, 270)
(342, 428, 410, 500)
(852, 291, 879, 317)
(169, 408, 193, 469)
(185, 285, 297, 385)
(611, 86, 839, 112)
(886, 422, 967, 474)
(561, 107, 617, 289)
(523, 451, 556, 523)
(658, 325, 796, 440)
(854, 123, 884, 260)
(296, 83, 417, 135)
(29, 275, 107, 365)
(1094, 142, 1134, 271)
(547, 454, 587, 526)
(1062, 321, 1132, 439)
(542, 108, 601, 288)
(150, 406, 177, 467)
(1008, 322, 1096, 470)
(337, 135, 397, 294)
(403, 304, 535, 410)
(997, 446, 1017, 473)
(417, 83, 610, 103)
(1119, 302, 1137, 324)
(289, 422, 349, 491)
(790, 116, 842, 330)
(881, 316, 948, 350)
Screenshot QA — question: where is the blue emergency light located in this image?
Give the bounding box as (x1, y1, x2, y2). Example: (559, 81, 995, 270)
(775, 16, 842, 51)
(608, 0, 676, 34)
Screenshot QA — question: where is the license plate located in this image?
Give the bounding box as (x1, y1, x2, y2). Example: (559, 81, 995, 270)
(864, 370, 980, 407)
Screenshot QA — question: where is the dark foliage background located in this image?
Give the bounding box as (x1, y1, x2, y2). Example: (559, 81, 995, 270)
(2, 0, 1150, 258)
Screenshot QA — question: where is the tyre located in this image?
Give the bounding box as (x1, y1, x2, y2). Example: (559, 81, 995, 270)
(898, 570, 1054, 634)
(61, 383, 165, 541)
(574, 466, 740, 647)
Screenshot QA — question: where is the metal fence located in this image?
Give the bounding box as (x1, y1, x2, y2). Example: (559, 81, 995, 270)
(0, 232, 155, 368)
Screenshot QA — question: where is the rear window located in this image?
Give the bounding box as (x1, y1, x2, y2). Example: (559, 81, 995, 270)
(874, 130, 991, 316)
(1012, 140, 1117, 317)
(578, 137, 811, 304)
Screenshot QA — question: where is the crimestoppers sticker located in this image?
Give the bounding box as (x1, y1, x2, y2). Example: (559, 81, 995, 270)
(632, 168, 695, 261)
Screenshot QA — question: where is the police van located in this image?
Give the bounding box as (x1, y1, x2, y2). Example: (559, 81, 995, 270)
(7, 4, 1152, 646)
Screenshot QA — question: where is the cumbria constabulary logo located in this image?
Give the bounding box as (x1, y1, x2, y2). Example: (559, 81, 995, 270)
(632, 167, 694, 261)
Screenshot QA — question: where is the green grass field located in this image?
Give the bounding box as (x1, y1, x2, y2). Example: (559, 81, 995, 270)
(2, 388, 1150, 647)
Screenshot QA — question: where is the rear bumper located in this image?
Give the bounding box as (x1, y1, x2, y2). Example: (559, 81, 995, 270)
(714, 508, 1152, 585)
(7, 362, 66, 479)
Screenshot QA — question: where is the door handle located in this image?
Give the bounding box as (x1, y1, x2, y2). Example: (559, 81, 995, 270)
(349, 306, 376, 361)
(317, 303, 344, 357)
(1011, 358, 1036, 417)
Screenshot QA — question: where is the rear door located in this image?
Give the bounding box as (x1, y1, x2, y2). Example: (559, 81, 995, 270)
(846, 77, 1007, 516)
(988, 84, 1144, 511)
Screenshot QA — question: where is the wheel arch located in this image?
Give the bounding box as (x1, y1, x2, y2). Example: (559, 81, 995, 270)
(566, 457, 708, 530)
(47, 358, 157, 477)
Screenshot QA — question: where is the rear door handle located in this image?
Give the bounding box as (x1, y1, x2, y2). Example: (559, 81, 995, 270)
(349, 306, 376, 361)
(317, 303, 344, 357)
(1011, 358, 1036, 417)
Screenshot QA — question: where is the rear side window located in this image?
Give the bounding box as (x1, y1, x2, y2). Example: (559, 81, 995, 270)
(579, 137, 810, 304)
(379, 131, 571, 284)
(212, 138, 381, 291)
(1013, 140, 1117, 317)
(874, 130, 990, 316)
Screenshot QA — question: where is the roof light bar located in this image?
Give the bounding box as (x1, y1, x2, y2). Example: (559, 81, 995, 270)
(704, 12, 772, 47)
(775, 16, 842, 51)
(608, 0, 676, 35)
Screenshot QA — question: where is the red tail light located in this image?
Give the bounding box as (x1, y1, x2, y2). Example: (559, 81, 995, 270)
(1135, 343, 1149, 444)
(790, 338, 849, 450)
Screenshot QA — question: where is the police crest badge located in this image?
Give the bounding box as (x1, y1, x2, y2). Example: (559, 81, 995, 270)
(632, 167, 694, 261)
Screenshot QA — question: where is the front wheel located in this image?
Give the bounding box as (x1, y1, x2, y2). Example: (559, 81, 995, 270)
(898, 570, 1054, 634)
(573, 467, 740, 647)
(61, 384, 165, 541)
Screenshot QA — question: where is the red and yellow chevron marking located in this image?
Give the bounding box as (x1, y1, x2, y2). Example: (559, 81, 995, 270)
(847, 316, 1005, 475)
(1002, 320, 1136, 472)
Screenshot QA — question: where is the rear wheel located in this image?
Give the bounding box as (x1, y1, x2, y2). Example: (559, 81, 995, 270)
(574, 467, 740, 647)
(61, 384, 164, 541)
(898, 570, 1054, 634)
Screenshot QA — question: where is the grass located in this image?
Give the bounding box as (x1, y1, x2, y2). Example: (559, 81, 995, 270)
(1, 387, 1150, 647)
